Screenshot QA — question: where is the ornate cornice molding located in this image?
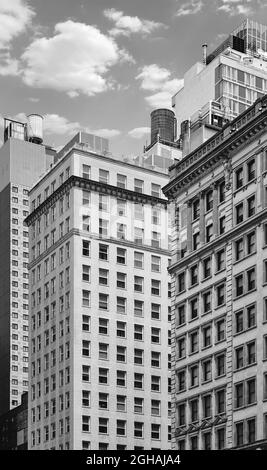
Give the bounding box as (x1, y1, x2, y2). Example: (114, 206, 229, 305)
(163, 97, 267, 200)
(25, 175, 168, 226)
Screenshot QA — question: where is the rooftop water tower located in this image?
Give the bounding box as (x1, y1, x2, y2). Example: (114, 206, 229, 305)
(27, 114, 44, 145)
(150, 108, 176, 145)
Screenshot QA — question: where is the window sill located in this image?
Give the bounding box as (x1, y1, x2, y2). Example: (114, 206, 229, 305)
(234, 288, 257, 300)
(233, 251, 257, 266)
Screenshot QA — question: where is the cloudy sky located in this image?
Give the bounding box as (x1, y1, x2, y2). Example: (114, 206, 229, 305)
(0, 0, 267, 156)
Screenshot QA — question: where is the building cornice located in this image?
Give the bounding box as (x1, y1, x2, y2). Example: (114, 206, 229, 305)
(25, 175, 168, 226)
(168, 208, 267, 274)
(163, 96, 267, 200)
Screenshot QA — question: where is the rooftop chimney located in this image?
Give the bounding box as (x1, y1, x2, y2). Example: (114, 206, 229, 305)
(202, 43, 208, 65)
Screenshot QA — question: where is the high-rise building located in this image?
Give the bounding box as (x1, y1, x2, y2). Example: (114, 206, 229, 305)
(163, 96, 267, 450)
(26, 131, 172, 450)
(0, 117, 55, 416)
(172, 20, 267, 153)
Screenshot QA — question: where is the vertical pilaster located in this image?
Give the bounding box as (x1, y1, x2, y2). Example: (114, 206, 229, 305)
(199, 192, 205, 246)
(213, 184, 219, 237)
(187, 202, 192, 253)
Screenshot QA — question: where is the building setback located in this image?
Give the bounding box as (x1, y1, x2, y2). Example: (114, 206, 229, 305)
(26, 132, 172, 450)
(0, 118, 55, 416)
(172, 20, 267, 154)
(163, 96, 267, 450)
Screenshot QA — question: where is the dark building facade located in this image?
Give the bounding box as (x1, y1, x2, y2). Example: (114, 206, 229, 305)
(0, 392, 28, 450)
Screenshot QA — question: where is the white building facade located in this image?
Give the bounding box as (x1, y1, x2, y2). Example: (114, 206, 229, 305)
(26, 133, 172, 450)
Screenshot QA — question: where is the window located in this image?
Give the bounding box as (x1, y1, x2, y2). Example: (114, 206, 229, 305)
(216, 319, 225, 342)
(219, 216, 225, 234)
(99, 218, 108, 237)
(190, 331, 199, 353)
(217, 284, 225, 306)
(135, 203, 144, 220)
(151, 351, 161, 368)
(151, 375, 160, 392)
(151, 183, 161, 197)
(99, 293, 108, 310)
(193, 232, 200, 251)
(99, 194, 108, 212)
(151, 279, 160, 296)
(99, 244, 108, 260)
(134, 373, 143, 389)
(192, 199, 200, 220)
(82, 265, 90, 282)
(134, 422, 144, 438)
(117, 321, 126, 338)
(134, 179, 144, 193)
(99, 169, 109, 184)
(134, 397, 143, 414)
(99, 368, 108, 385)
(117, 420, 126, 437)
(133, 228, 144, 246)
(82, 240, 90, 257)
(235, 167, 243, 189)
(117, 296, 126, 315)
(190, 365, 199, 387)
(190, 297, 198, 320)
(216, 428, 225, 450)
(117, 248, 126, 264)
(151, 231, 160, 248)
(82, 165, 91, 179)
(247, 159, 255, 182)
(82, 340, 90, 357)
(82, 390, 91, 407)
(235, 238, 244, 261)
(235, 346, 244, 369)
(151, 255, 161, 272)
(99, 393, 108, 410)
(134, 251, 144, 269)
(117, 272, 126, 289)
(82, 190, 90, 206)
(190, 264, 198, 285)
(203, 257, 211, 279)
(117, 370, 126, 387)
(235, 274, 243, 297)
(117, 395, 126, 412)
(99, 417, 108, 434)
(247, 195, 255, 218)
(177, 272, 185, 293)
(82, 290, 90, 307)
(117, 346, 126, 362)
(134, 349, 143, 365)
(216, 353, 225, 376)
(235, 203, 243, 224)
(134, 300, 143, 317)
(202, 325, 212, 348)
(177, 338, 185, 359)
(219, 181, 225, 203)
(151, 327, 160, 344)
(116, 173, 127, 189)
(151, 303, 160, 320)
(99, 318, 108, 335)
(117, 199, 126, 217)
(203, 394, 212, 418)
(206, 224, 213, 242)
(134, 276, 144, 293)
(206, 190, 213, 211)
(82, 315, 90, 332)
(99, 343, 108, 360)
(247, 267, 256, 291)
(151, 423, 160, 440)
(203, 291, 211, 313)
(216, 249, 225, 271)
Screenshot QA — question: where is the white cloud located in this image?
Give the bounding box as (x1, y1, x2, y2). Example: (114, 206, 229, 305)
(104, 8, 166, 37)
(28, 97, 40, 103)
(89, 128, 121, 138)
(0, 0, 35, 49)
(0, 52, 19, 75)
(21, 20, 133, 97)
(218, 0, 256, 15)
(128, 127, 150, 139)
(176, 0, 203, 17)
(12, 112, 120, 139)
(136, 64, 183, 108)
